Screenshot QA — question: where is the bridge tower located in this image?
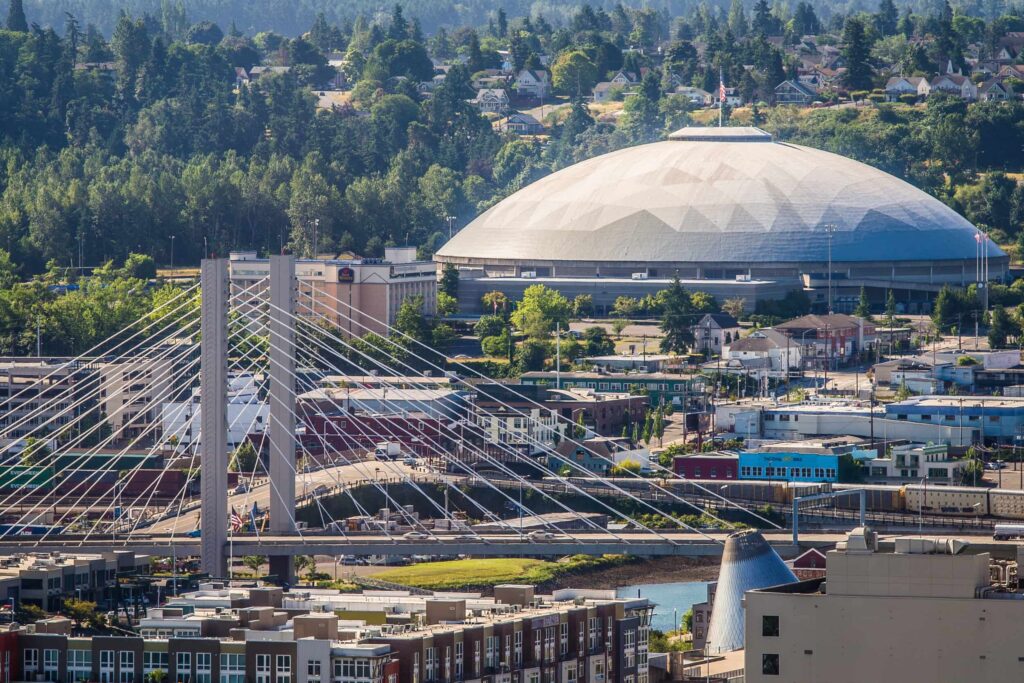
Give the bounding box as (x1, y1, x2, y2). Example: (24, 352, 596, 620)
(200, 258, 229, 577)
(267, 253, 297, 583)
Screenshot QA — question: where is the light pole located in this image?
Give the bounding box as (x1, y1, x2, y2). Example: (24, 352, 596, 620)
(446, 215, 457, 240)
(823, 223, 838, 314)
(170, 235, 176, 273)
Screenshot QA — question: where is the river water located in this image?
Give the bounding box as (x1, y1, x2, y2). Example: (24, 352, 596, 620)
(616, 581, 710, 632)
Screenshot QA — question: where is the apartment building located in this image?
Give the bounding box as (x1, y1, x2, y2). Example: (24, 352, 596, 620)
(229, 248, 437, 338)
(0, 358, 97, 452)
(745, 529, 1023, 682)
(96, 356, 182, 440)
(5, 584, 651, 683)
(0, 551, 150, 611)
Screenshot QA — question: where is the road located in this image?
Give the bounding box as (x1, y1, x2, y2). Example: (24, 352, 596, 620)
(2, 529, 1020, 559)
(146, 460, 420, 535)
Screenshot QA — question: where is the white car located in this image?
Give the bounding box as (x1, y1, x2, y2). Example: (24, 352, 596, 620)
(403, 531, 428, 540)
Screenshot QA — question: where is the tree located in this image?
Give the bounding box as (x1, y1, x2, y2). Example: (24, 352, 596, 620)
(875, 0, 898, 36)
(609, 459, 642, 476)
(722, 298, 746, 319)
(854, 286, 872, 319)
(242, 555, 266, 577)
(660, 277, 695, 354)
(550, 51, 598, 96)
(231, 441, 259, 473)
(886, 289, 897, 324)
(437, 292, 458, 318)
(63, 599, 100, 630)
(474, 315, 506, 339)
(395, 295, 431, 343)
(439, 263, 459, 298)
(841, 17, 874, 91)
(510, 285, 570, 338)
(582, 326, 615, 355)
(432, 323, 457, 351)
(611, 319, 629, 339)
(123, 253, 157, 279)
(6, 0, 27, 31)
(482, 291, 509, 316)
(20, 437, 49, 466)
(293, 555, 314, 580)
(572, 294, 594, 318)
(988, 305, 1018, 348)
(515, 338, 548, 371)
(613, 296, 642, 318)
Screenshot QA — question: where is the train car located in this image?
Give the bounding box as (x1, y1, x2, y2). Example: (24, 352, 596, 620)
(987, 488, 1024, 520)
(993, 523, 1024, 540)
(0, 465, 56, 493)
(903, 484, 989, 516)
(0, 523, 63, 536)
(832, 484, 906, 513)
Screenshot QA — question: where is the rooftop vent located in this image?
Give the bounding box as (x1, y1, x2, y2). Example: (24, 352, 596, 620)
(668, 126, 773, 143)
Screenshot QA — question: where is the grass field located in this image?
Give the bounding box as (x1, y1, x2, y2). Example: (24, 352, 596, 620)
(373, 555, 623, 590)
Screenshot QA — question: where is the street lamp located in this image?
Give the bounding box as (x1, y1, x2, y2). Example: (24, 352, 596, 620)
(169, 235, 176, 273)
(446, 215, 457, 239)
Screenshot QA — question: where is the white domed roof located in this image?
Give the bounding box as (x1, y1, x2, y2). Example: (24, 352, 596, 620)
(437, 127, 1002, 264)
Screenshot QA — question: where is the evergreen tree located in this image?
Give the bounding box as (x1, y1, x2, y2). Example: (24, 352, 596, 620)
(659, 277, 695, 354)
(876, 0, 898, 36)
(389, 3, 408, 40)
(752, 0, 773, 35)
(497, 8, 508, 38)
(727, 0, 748, 37)
(854, 286, 872, 319)
(886, 289, 897, 323)
(988, 305, 1018, 348)
(6, 0, 28, 32)
(841, 16, 874, 90)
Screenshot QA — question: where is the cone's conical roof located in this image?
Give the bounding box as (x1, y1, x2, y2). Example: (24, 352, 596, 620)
(705, 529, 797, 654)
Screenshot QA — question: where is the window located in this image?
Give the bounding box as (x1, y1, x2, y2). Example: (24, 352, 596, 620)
(23, 648, 38, 676)
(43, 649, 59, 682)
(176, 653, 191, 683)
(307, 661, 321, 683)
(588, 617, 600, 652)
(277, 655, 292, 683)
(256, 655, 270, 683)
(101, 651, 116, 683)
(145, 653, 168, 676)
(513, 631, 522, 666)
(455, 641, 464, 680)
(195, 654, 210, 683)
(413, 653, 420, 683)
(921, 414, 931, 421)
(560, 622, 568, 655)
(424, 648, 437, 682)
(120, 651, 135, 683)
(762, 654, 780, 676)
(70, 649, 93, 683)
(762, 616, 780, 637)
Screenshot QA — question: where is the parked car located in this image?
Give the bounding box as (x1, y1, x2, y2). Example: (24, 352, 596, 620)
(403, 531, 428, 540)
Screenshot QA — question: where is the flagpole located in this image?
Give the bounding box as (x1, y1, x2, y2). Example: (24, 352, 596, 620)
(719, 68, 724, 128)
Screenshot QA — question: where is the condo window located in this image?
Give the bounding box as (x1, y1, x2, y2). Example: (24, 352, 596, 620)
(762, 654, 780, 676)
(762, 616, 779, 637)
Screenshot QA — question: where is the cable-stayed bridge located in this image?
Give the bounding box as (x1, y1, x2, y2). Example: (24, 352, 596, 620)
(0, 256, 825, 581)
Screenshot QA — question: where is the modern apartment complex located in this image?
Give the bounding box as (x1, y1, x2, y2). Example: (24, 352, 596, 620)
(229, 249, 437, 338)
(2, 584, 652, 683)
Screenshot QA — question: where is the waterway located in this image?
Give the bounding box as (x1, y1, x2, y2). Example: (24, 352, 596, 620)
(616, 581, 710, 632)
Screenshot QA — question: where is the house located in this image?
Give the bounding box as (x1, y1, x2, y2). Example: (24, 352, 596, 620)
(609, 70, 640, 86)
(930, 73, 978, 99)
(592, 81, 616, 102)
(773, 313, 877, 369)
(515, 69, 549, 98)
(720, 86, 743, 106)
(498, 112, 545, 135)
(884, 75, 931, 100)
(247, 66, 292, 80)
(774, 79, 817, 105)
(979, 78, 1013, 101)
(867, 442, 966, 482)
(997, 64, 1024, 82)
(550, 436, 652, 475)
(234, 67, 251, 88)
(673, 85, 713, 106)
(723, 328, 802, 372)
(472, 88, 510, 114)
(692, 313, 741, 356)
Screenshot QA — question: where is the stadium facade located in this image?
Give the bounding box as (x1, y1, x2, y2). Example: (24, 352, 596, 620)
(436, 127, 1006, 314)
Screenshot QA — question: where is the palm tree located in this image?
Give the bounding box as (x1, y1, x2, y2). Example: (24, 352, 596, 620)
(242, 555, 266, 577)
(482, 290, 508, 315)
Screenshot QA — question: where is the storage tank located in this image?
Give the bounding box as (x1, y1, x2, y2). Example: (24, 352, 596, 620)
(705, 529, 797, 654)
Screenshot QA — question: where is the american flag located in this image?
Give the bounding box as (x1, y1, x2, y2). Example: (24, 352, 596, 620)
(230, 506, 244, 532)
(719, 73, 727, 103)
(975, 232, 982, 243)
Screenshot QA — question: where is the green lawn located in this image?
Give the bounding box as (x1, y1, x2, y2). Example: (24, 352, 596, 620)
(373, 555, 622, 590)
